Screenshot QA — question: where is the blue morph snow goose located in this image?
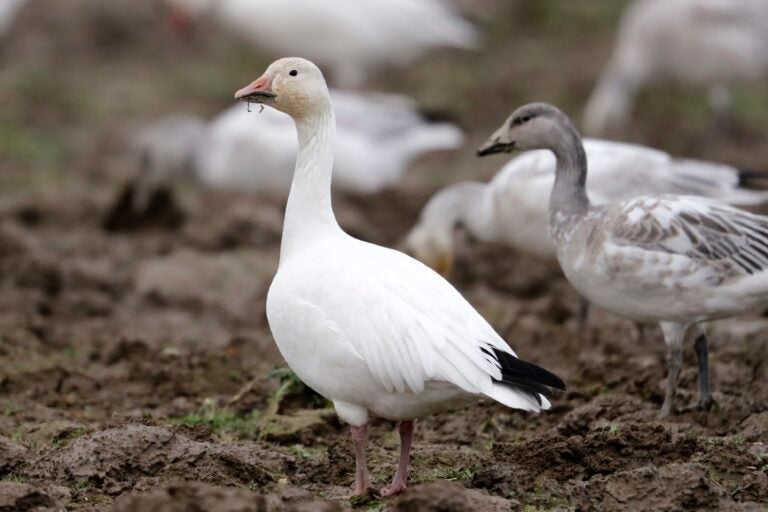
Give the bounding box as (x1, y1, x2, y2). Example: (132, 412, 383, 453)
(406, 139, 768, 277)
(234, 58, 564, 496)
(479, 102, 768, 418)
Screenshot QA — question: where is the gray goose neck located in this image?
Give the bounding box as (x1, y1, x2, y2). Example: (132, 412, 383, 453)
(548, 120, 591, 236)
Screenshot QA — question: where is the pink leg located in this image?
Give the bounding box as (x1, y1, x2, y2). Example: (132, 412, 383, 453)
(381, 420, 415, 497)
(351, 425, 371, 496)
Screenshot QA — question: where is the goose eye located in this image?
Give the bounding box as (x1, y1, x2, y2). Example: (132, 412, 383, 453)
(513, 115, 532, 126)
(289, 70, 298, 77)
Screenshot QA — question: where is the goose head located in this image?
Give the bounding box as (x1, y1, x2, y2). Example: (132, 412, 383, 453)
(403, 180, 488, 278)
(403, 224, 455, 278)
(235, 58, 331, 120)
(477, 103, 574, 157)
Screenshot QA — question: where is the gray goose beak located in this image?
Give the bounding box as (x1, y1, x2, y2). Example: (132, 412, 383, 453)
(476, 137, 515, 157)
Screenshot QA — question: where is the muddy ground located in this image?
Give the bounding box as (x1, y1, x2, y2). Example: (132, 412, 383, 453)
(1, 1, 767, 510)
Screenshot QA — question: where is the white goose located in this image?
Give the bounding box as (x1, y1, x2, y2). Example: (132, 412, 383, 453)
(0, 0, 26, 36)
(584, 0, 768, 136)
(234, 58, 565, 496)
(479, 102, 768, 418)
(165, 0, 476, 87)
(406, 138, 768, 276)
(132, 91, 462, 195)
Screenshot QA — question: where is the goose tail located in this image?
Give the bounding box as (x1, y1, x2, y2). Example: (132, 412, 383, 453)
(737, 168, 768, 191)
(483, 347, 566, 413)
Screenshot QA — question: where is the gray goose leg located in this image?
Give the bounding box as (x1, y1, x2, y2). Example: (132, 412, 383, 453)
(577, 296, 590, 331)
(658, 322, 688, 418)
(692, 324, 713, 411)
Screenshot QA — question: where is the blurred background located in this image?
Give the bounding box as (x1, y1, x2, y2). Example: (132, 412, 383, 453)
(1, 1, 767, 510)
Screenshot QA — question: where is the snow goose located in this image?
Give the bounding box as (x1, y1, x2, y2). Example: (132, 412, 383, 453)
(165, 0, 477, 87)
(0, 0, 26, 37)
(478, 102, 768, 417)
(407, 138, 768, 276)
(234, 58, 565, 496)
(584, 0, 768, 136)
(132, 91, 462, 195)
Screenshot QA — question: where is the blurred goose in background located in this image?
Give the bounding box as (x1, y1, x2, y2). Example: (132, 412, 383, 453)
(584, 0, 768, 136)
(164, 0, 477, 87)
(129, 90, 463, 195)
(479, 102, 768, 418)
(0, 0, 26, 36)
(235, 58, 564, 496)
(407, 138, 768, 277)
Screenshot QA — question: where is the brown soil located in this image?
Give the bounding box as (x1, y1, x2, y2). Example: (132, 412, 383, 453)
(1, 0, 767, 510)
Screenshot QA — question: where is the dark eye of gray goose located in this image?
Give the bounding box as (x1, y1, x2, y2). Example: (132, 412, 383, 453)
(289, 69, 298, 77)
(512, 115, 533, 127)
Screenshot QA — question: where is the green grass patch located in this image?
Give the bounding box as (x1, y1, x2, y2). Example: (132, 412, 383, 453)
(266, 365, 329, 415)
(168, 399, 261, 439)
(349, 493, 381, 508)
(524, 486, 571, 511)
(1, 474, 27, 484)
(288, 443, 323, 460)
(520, 0, 628, 30)
(52, 427, 89, 447)
(432, 466, 475, 482)
(269, 365, 308, 401)
(11, 66, 88, 120)
(731, 87, 768, 124)
(755, 454, 768, 476)
(10, 428, 38, 450)
(0, 124, 67, 171)
(2, 401, 19, 417)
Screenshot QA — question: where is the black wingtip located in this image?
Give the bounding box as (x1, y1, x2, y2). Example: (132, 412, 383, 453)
(738, 168, 768, 190)
(417, 108, 460, 126)
(484, 347, 566, 399)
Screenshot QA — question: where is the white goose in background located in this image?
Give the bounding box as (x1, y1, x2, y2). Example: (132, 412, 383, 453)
(131, 90, 463, 194)
(584, 0, 768, 136)
(406, 138, 768, 276)
(0, 0, 26, 36)
(234, 58, 565, 496)
(164, 0, 477, 87)
(478, 102, 768, 418)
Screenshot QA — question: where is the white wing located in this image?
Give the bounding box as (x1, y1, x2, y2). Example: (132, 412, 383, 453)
(194, 92, 461, 194)
(331, 90, 431, 140)
(0, 0, 26, 36)
(282, 238, 564, 411)
(491, 138, 768, 207)
(215, 0, 475, 86)
(583, 140, 768, 205)
(195, 104, 296, 192)
(331, 90, 463, 192)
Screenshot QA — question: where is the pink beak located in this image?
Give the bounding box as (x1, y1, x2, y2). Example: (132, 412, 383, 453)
(234, 75, 275, 101)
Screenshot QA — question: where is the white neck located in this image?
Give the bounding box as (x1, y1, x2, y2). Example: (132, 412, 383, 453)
(280, 106, 342, 259)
